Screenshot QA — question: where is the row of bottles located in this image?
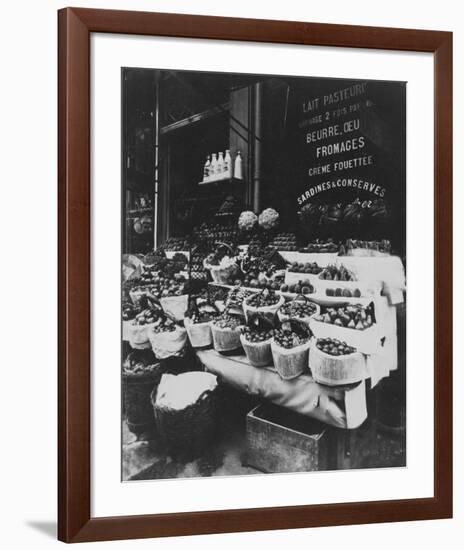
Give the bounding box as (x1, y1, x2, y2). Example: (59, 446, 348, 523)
(202, 150, 243, 182)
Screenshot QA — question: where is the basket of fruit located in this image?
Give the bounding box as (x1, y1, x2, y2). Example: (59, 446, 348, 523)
(239, 315, 275, 367)
(277, 295, 320, 326)
(309, 338, 366, 386)
(122, 302, 140, 341)
(309, 303, 380, 354)
(148, 315, 187, 359)
(318, 264, 381, 297)
(243, 288, 284, 322)
(128, 306, 164, 349)
(211, 313, 244, 353)
(271, 320, 312, 380)
(204, 244, 240, 284)
(159, 292, 189, 322)
(122, 349, 162, 435)
(184, 303, 219, 349)
(152, 372, 220, 461)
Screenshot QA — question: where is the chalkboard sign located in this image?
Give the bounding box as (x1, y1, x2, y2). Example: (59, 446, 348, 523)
(283, 77, 406, 248)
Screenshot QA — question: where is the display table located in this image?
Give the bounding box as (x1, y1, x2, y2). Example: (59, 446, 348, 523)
(196, 350, 368, 429)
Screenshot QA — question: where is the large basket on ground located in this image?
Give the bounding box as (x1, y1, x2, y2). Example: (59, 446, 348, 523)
(122, 350, 162, 435)
(151, 372, 221, 461)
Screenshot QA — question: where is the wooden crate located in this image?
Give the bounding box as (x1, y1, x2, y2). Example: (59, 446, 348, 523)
(245, 403, 328, 473)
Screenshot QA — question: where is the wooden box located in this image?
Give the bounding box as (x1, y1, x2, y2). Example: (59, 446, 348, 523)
(245, 404, 328, 473)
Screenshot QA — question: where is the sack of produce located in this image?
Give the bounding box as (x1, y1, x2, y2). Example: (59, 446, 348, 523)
(271, 319, 312, 380)
(239, 315, 274, 367)
(128, 306, 164, 349)
(211, 314, 244, 353)
(148, 316, 187, 359)
(309, 338, 366, 386)
(184, 303, 219, 349)
(278, 294, 320, 326)
(152, 372, 220, 460)
(204, 256, 239, 284)
(122, 349, 162, 435)
(243, 288, 284, 322)
(160, 293, 189, 322)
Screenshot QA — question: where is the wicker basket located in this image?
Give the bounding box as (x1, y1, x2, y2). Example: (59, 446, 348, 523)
(148, 326, 187, 359)
(211, 323, 243, 353)
(271, 340, 311, 380)
(122, 361, 163, 435)
(240, 334, 273, 367)
(243, 293, 284, 323)
(184, 317, 213, 348)
(151, 374, 221, 461)
(204, 260, 239, 284)
(277, 295, 320, 327)
(309, 341, 366, 386)
(160, 294, 189, 322)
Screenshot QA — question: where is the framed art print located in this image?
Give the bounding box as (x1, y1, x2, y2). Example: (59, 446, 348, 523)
(58, 7, 452, 543)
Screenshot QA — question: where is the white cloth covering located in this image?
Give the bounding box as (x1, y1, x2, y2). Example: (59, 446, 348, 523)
(155, 372, 217, 411)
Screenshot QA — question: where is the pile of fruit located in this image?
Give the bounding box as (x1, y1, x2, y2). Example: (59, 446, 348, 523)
(342, 238, 392, 254)
(212, 314, 243, 330)
(313, 304, 374, 330)
(122, 302, 139, 322)
(186, 304, 218, 324)
(316, 337, 356, 357)
(122, 349, 158, 376)
(132, 308, 163, 326)
(299, 239, 340, 253)
(195, 222, 240, 249)
(279, 280, 315, 294)
(319, 264, 355, 281)
(241, 325, 274, 343)
(270, 232, 298, 251)
(279, 300, 318, 319)
(326, 287, 362, 298)
(151, 315, 178, 334)
(132, 272, 187, 300)
(246, 289, 280, 308)
(287, 261, 323, 275)
(274, 323, 311, 349)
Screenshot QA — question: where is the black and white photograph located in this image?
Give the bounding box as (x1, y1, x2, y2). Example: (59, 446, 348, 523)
(121, 68, 406, 481)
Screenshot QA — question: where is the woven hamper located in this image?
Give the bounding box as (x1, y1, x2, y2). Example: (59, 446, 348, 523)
(151, 374, 221, 461)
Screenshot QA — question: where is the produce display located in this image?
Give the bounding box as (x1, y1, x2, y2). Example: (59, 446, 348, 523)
(151, 315, 178, 333)
(122, 349, 159, 375)
(133, 307, 163, 326)
(287, 261, 323, 275)
(238, 210, 258, 231)
(326, 287, 362, 298)
(246, 288, 280, 308)
(299, 239, 340, 253)
(122, 302, 139, 322)
(270, 232, 298, 251)
(313, 304, 374, 330)
(279, 280, 315, 295)
(241, 325, 274, 343)
(315, 338, 356, 357)
(341, 238, 392, 256)
(185, 303, 218, 324)
(279, 299, 318, 320)
(258, 208, 280, 230)
(274, 322, 311, 349)
(319, 264, 356, 281)
(212, 314, 243, 330)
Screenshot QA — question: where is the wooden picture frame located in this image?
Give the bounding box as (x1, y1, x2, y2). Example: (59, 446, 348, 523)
(58, 7, 452, 543)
